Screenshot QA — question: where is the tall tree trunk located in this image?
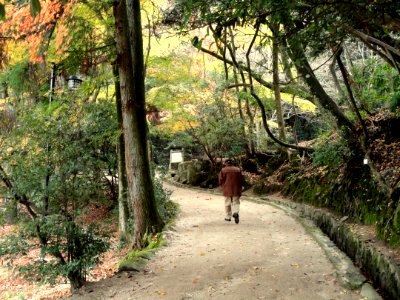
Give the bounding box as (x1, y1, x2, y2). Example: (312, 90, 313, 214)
(228, 27, 256, 156)
(271, 24, 286, 143)
(280, 40, 294, 83)
(113, 62, 130, 243)
(329, 59, 344, 96)
(243, 24, 311, 153)
(114, 0, 164, 250)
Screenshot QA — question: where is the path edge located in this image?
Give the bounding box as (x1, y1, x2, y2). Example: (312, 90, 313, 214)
(253, 194, 398, 300)
(164, 179, 394, 299)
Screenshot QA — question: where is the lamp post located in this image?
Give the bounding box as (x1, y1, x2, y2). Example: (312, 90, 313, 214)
(44, 63, 57, 213)
(49, 63, 57, 104)
(44, 68, 83, 212)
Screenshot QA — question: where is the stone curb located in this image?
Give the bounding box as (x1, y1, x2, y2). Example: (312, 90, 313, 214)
(164, 179, 390, 299)
(254, 195, 397, 300)
(246, 196, 381, 300)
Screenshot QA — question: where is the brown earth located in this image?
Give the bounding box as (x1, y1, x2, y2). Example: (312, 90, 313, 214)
(67, 183, 367, 300)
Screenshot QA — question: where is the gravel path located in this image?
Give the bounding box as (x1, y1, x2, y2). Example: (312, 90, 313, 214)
(69, 183, 366, 300)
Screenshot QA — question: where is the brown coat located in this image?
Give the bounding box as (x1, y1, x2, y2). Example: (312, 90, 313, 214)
(219, 165, 243, 197)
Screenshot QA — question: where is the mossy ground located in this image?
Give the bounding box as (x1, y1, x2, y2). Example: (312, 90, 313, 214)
(118, 233, 167, 272)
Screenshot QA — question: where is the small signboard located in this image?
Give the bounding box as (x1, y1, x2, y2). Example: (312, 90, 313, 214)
(170, 150, 184, 163)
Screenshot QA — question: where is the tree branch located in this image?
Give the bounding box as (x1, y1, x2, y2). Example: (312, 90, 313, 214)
(250, 92, 313, 153)
(335, 48, 369, 140)
(195, 45, 315, 103)
(348, 27, 400, 66)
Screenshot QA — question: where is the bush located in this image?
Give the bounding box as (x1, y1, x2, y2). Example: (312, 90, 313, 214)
(311, 137, 347, 168)
(0, 97, 117, 290)
(153, 178, 178, 223)
(0, 218, 110, 289)
(389, 92, 400, 112)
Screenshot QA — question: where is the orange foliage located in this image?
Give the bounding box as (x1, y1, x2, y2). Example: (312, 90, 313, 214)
(0, 0, 76, 63)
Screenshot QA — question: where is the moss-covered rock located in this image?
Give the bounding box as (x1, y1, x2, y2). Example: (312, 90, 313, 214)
(175, 160, 203, 185)
(253, 180, 282, 195)
(281, 167, 400, 246)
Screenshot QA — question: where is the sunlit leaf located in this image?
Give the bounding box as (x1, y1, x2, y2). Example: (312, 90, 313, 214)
(0, 4, 5, 20)
(30, 0, 41, 17)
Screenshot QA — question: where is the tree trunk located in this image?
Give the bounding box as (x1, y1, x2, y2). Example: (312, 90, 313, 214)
(114, 0, 164, 250)
(68, 271, 86, 291)
(280, 40, 294, 83)
(228, 27, 256, 156)
(241, 23, 311, 153)
(286, 36, 355, 132)
(113, 62, 130, 243)
(67, 226, 86, 291)
(250, 92, 312, 153)
(271, 24, 286, 143)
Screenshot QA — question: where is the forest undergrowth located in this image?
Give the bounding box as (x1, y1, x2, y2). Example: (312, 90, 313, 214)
(256, 109, 400, 247)
(0, 206, 130, 300)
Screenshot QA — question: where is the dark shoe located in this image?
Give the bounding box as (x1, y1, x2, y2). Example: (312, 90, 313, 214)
(233, 213, 239, 224)
(225, 218, 231, 222)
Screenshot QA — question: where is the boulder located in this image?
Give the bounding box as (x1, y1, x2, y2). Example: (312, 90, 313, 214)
(175, 160, 203, 185)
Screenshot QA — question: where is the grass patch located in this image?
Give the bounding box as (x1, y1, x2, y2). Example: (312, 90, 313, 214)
(118, 233, 167, 272)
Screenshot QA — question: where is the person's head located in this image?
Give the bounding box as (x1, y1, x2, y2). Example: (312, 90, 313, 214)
(224, 158, 234, 166)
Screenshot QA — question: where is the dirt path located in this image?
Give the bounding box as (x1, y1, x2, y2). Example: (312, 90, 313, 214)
(69, 183, 367, 300)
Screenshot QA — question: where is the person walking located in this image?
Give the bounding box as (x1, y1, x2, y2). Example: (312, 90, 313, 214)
(218, 158, 244, 224)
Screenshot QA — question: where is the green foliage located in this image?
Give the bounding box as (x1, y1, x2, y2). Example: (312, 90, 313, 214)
(187, 98, 247, 161)
(149, 126, 172, 170)
(3, 98, 117, 207)
(389, 92, 400, 113)
(150, 126, 197, 172)
(0, 4, 5, 20)
(153, 178, 178, 223)
(146, 55, 201, 112)
(169, 131, 196, 150)
(0, 61, 46, 100)
(47, 1, 115, 76)
(0, 229, 29, 257)
(30, 0, 41, 17)
(311, 136, 347, 168)
(0, 94, 117, 287)
(1, 219, 110, 286)
(352, 59, 400, 112)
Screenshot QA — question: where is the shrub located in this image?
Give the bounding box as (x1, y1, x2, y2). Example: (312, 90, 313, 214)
(0, 218, 110, 289)
(389, 92, 400, 112)
(0, 97, 117, 290)
(153, 178, 178, 223)
(311, 137, 347, 168)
